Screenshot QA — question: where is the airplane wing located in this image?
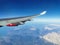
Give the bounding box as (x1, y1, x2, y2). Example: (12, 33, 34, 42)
(0, 11, 47, 27)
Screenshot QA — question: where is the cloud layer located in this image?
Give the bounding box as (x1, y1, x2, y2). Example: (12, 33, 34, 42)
(44, 24, 60, 30)
(42, 32, 60, 45)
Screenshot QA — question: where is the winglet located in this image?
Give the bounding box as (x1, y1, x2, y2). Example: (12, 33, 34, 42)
(30, 11, 47, 18)
(40, 11, 47, 15)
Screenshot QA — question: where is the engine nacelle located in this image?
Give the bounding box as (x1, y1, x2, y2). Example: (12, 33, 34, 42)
(6, 23, 18, 26)
(6, 22, 24, 26)
(6, 22, 20, 26)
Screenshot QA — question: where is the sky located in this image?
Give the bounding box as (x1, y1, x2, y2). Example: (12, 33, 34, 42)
(0, 0, 60, 19)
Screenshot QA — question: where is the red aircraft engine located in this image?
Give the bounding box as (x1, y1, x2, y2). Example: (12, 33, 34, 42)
(6, 23, 18, 26)
(6, 22, 25, 26)
(6, 23, 19, 26)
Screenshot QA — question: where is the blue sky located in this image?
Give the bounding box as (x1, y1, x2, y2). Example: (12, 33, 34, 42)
(0, 0, 60, 19)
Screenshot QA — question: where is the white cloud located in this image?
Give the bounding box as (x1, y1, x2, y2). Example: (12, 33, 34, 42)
(30, 27, 36, 30)
(39, 36, 43, 39)
(49, 24, 60, 27)
(44, 26, 54, 30)
(44, 24, 60, 30)
(13, 27, 21, 30)
(32, 18, 60, 23)
(42, 32, 60, 45)
(2, 37, 11, 43)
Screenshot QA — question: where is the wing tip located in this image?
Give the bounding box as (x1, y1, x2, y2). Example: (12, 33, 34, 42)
(40, 11, 47, 15)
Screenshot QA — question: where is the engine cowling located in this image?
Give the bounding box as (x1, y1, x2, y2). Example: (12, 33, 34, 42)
(6, 23, 18, 26)
(6, 22, 20, 26)
(6, 22, 25, 26)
